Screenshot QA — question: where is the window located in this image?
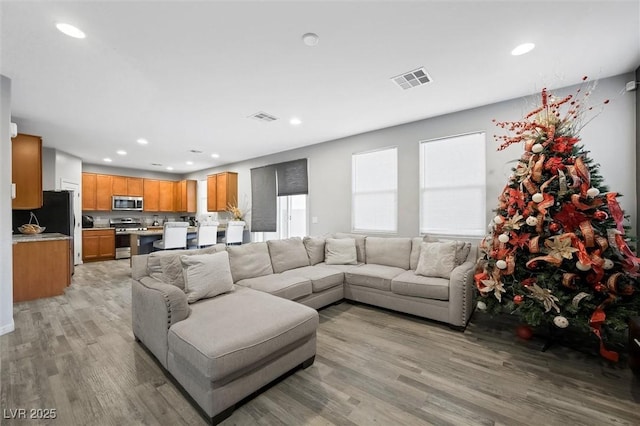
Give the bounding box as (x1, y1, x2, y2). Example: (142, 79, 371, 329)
(420, 132, 485, 237)
(352, 147, 397, 233)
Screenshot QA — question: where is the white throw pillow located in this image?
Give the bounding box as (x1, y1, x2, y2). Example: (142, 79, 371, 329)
(325, 238, 358, 265)
(415, 241, 458, 279)
(181, 251, 234, 303)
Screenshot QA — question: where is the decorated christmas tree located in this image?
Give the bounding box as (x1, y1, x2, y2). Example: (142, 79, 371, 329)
(475, 78, 640, 362)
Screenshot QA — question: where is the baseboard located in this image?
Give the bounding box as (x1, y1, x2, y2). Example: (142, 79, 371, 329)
(0, 319, 15, 336)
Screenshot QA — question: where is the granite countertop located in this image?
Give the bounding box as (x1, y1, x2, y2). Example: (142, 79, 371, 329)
(128, 227, 198, 236)
(13, 233, 71, 243)
(82, 227, 114, 231)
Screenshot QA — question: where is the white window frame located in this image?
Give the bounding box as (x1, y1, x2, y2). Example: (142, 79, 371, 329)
(352, 146, 398, 234)
(419, 132, 486, 237)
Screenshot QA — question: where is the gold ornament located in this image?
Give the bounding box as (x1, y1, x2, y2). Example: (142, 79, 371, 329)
(526, 283, 560, 313)
(479, 277, 506, 302)
(543, 235, 578, 260)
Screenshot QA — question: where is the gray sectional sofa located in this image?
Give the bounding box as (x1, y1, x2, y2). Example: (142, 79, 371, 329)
(131, 233, 476, 423)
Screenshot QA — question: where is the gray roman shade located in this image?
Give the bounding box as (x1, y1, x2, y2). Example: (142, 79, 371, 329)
(276, 159, 308, 196)
(250, 166, 277, 232)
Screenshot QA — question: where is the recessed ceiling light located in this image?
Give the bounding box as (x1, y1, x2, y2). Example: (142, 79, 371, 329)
(56, 23, 86, 39)
(302, 33, 319, 46)
(186, 161, 194, 165)
(103, 158, 112, 163)
(166, 166, 174, 171)
(189, 149, 203, 154)
(290, 117, 302, 126)
(211, 153, 220, 159)
(116, 150, 127, 156)
(137, 138, 149, 145)
(511, 42, 535, 56)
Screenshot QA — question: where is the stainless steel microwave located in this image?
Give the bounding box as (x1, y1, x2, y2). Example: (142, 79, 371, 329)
(112, 196, 143, 211)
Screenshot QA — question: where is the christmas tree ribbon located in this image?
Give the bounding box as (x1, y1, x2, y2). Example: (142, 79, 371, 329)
(579, 220, 595, 248)
(574, 157, 591, 194)
(589, 305, 619, 363)
(532, 154, 545, 183)
(606, 192, 625, 233)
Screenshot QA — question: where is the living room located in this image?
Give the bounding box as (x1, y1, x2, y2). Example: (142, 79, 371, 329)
(2, 1, 640, 425)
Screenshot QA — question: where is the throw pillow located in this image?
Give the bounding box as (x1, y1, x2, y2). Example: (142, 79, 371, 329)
(334, 232, 366, 263)
(325, 238, 358, 265)
(415, 241, 458, 279)
(267, 237, 310, 273)
(155, 244, 226, 290)
(303, 236, 326, 265)
(181, 251, 234, 303)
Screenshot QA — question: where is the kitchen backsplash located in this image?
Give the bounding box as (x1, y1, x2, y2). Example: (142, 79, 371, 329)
(85, 211, 222, 227)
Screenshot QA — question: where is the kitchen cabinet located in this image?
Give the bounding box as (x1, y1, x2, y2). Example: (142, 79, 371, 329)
(82, 172, 112, 211)
(12, 133, 43, 210)
(82, 173, 97, 210)
(175, 180, 197, 213)
(13, 237, 71, 302)
(207, 172, 237, 212)
(82, 228, 115, 262)
(158, 180, 175, 212)
(143, 179, 160, 212)
(112, 176, 144, 196)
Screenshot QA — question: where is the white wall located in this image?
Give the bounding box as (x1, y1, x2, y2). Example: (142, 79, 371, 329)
(42, 147, 56, 190)
(186, 73, 637, 238)
(0, 75, 14, 335)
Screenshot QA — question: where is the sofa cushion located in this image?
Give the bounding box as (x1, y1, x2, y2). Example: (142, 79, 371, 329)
(236, 274, 312, 301)
(410, 237, 424, 270)
(365, 237, 411, 269)
(303, 236, 326, 265)
(325, 238, 357, 265)
(147, 244, 226, 290)
(281, 266, 344, 292)
(345, 264, 406, 291)
(334, 232, 366, 263)
(416, 241, 458, 279)
(167, 287, 318, 382)
(317, 262, 363, 273)
(227, 242, 274, 282)
(391, 270, 449, 301)
(267, 237, 310, 273)
(181, 252, 234, 303)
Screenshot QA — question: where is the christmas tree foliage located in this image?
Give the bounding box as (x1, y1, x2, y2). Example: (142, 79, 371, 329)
(475, 78, 640, 362)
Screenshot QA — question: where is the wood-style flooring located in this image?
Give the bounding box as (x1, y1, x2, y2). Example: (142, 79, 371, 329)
(1, 259, 639, 425)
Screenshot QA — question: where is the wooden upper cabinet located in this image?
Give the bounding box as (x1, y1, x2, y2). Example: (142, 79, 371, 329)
(96, 174, 113, 211)
(113, 176, 143, 196)
(207, 172, 237, 212)
(12, 133, 43, 210)
(127, 178, 144, 196)
(82, 172, 112, 211)
(158, 180, 175, 212)
(82, 173, 97, 210)
(112, 176, 128, 196)
(174, 180, 196, 213)
(143, 179, 160, 212)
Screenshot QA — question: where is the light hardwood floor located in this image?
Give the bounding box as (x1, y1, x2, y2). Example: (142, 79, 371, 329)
(1, 259, 639, 425)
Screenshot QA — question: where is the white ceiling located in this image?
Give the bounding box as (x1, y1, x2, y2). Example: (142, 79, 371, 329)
(2, 1, 639, 174)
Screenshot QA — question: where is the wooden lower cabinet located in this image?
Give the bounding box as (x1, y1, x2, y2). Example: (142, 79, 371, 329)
(13, 239, 71, 302)
(82, 229, 115, 262)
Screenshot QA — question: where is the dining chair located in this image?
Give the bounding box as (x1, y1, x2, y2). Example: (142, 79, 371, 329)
(224, 221, 245, 245)
(152, 221, 189, 251)
(189, 222, 219, 249)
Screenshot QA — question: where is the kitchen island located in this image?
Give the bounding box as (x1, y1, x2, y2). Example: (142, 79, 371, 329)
(128, 225, 250, 255)
(12, 233, 71, 302)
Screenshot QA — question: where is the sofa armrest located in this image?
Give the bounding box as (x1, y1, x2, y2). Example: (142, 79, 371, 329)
(131, 277, 190, 368)
(131, 254, 149, 280)
(447, 260, 476, 328)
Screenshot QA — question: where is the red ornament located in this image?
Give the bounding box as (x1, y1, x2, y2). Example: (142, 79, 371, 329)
(593, 211, 608, 221)
(594, 284, 605, 292)
(513, 295, 524, 305)
(549, 222, 560, 232)
(516, 325, 534, 340)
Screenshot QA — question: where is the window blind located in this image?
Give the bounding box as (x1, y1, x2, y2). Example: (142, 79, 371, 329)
(420, 132, 486, 236)
(250, 166, 277, 232)
(352, 147, 397, 233)
(276, 159, 308, 196)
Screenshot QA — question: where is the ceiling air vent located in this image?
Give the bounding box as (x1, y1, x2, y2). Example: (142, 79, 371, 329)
(249, 111, 278, 122)
(391, 67, 432, 90)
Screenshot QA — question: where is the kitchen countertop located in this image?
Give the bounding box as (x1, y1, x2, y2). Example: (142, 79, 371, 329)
(128, 227, 198, 236)
(13, 233, 72, 243)
(82, 227, 114, 231)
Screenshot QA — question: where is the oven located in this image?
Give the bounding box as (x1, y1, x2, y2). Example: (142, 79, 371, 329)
(110, 218, 146, 259)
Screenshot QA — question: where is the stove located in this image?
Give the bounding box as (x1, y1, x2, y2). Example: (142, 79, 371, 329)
(109, 218, 147, 234)
(110, 218, 147, 259)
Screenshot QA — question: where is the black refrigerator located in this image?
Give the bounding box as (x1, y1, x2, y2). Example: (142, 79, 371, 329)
(12, 190, 75, 274)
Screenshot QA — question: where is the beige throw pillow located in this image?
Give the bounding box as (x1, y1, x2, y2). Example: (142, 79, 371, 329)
(325, 238, 358, 265)
(181, 251, 234, 303)
(415, 241, 458, 279)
